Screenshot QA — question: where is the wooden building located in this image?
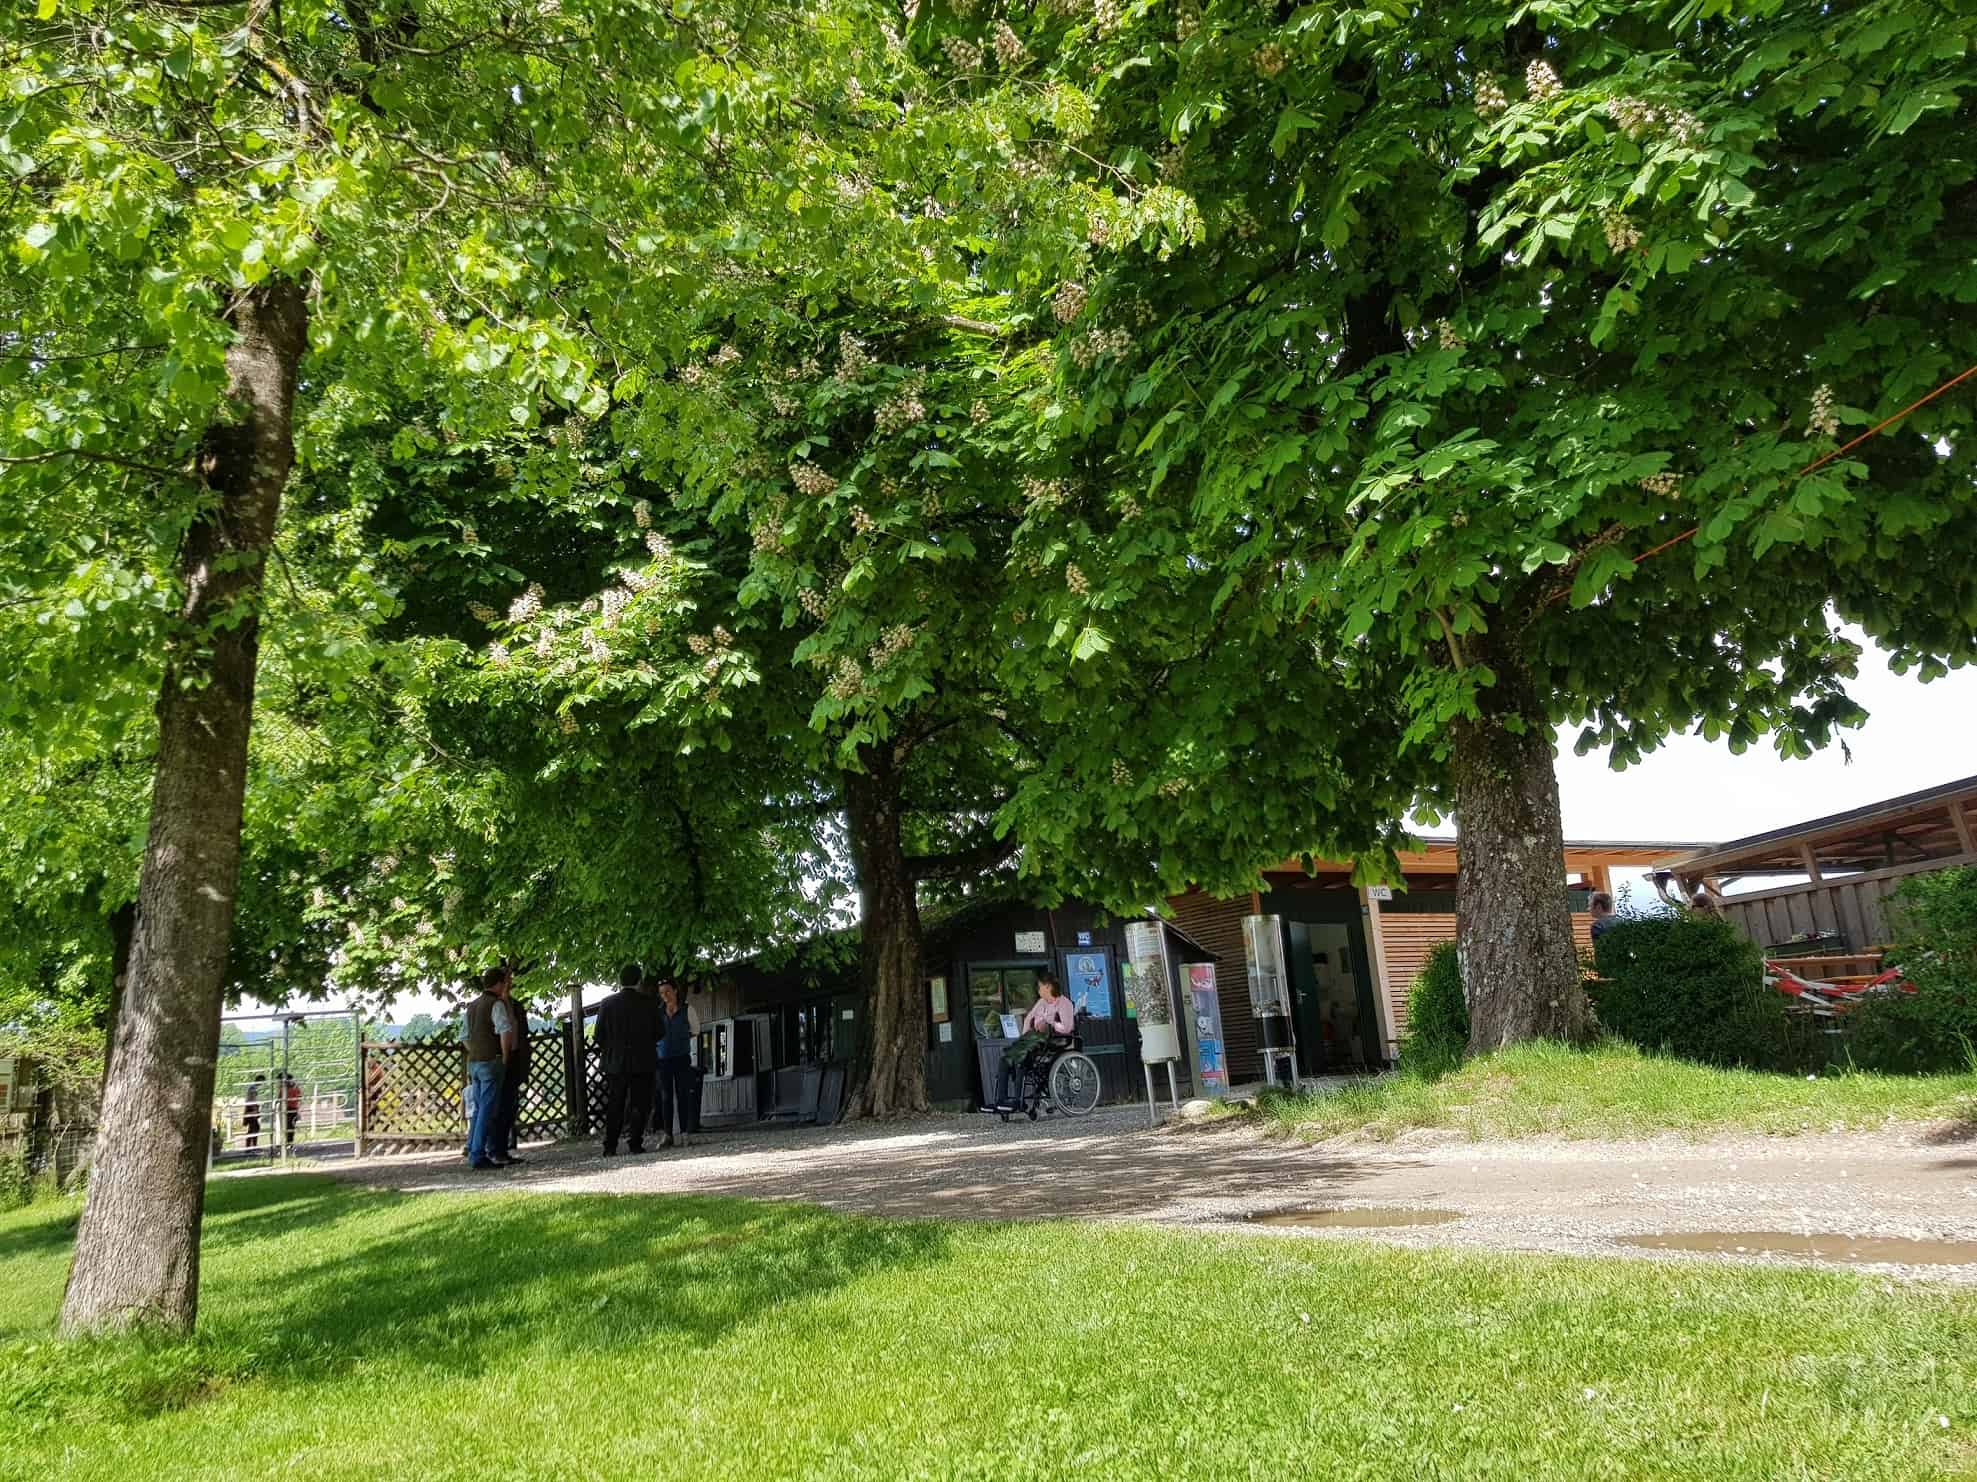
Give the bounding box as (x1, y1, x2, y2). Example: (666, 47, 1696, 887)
(1167, 839, 1681, 1080)
(681, 898, 1215, 1119)
(1656, 774, 1977, 962)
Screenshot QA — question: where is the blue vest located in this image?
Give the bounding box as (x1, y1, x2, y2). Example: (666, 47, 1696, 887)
(660, 1003, 693, 1061)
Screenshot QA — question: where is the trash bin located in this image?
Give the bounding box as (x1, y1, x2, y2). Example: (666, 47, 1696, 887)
(976, 1036, 1017, 1106)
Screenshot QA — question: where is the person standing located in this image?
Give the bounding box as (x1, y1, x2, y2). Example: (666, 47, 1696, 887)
(283, 1072, 301, 1145)
(1588, 890, 1620, 942)
(493, 973, 532, 1163)
(597, 963, 659, 1156)
(463, 965, 516, 1170)
(243, 1073, 264, 1151)
(652, 979, 699, 1149)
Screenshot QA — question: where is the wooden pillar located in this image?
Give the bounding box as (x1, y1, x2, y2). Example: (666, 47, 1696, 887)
(1797, 842, 1824, 883)
(1361, 887, 1397, 1062)
(1950, 802, 1976, 858)
(565, 984, 585, 1139)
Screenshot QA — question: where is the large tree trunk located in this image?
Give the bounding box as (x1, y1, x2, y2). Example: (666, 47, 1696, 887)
(98, 900, 137, 1095)
(60, 279, 306, 1337)
(843, 746, 928, 1119)
(1451, 645, 1591, 1052)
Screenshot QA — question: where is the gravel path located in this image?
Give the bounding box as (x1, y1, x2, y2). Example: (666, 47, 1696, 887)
(324, 1110, 1977, 1281)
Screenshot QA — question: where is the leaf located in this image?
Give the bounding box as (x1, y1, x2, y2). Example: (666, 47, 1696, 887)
(1071, 625, 1112, 662)
(1520, 541, 1571, 573)
(1270, 108, 1320, 158)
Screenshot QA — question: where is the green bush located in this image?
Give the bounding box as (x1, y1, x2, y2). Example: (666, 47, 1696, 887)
(1844, 866, 1977, 1073)
(1590, 915, 1800, 1070)
(0, 1148, 28, 1210)
(1398, 942, 1467, 1077)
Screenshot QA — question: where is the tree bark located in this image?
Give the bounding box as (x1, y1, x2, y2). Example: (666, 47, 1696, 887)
(1451, 644, 1592, 1053)
(843, 745, 928, 1119)
(97, 901, 138, 1096)
(60, 279, 307, 1337)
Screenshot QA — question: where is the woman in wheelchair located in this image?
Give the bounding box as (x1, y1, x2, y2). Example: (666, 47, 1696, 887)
(983, 970, 1076, 1113)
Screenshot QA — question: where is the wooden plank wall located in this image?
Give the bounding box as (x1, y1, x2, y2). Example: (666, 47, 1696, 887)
(1375, 911, 1595, 1045)
(1165, 891, 1260, 1083)
(1375, 914, 1456, 1042)
(1720, 855, 1976, 951)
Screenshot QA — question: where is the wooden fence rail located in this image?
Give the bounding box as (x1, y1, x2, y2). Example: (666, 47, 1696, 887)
(360, 1028, 592, 1156)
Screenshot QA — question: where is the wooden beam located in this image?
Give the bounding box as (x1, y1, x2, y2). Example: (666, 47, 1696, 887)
(1952, 803, 1976, 858)
(1797, 842, 1824, 884)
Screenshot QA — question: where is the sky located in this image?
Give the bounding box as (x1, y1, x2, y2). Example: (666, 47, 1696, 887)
(1553, 632, 1976, 905)
(275, 632, 1974, 1024)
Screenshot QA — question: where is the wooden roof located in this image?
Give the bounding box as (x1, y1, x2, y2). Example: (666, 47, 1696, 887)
(1265, 837, 1698, 879)
(1658, 774, 1977, 879)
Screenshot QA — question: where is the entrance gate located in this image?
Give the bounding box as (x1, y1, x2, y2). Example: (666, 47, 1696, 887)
(213, 1008, 362, 1163)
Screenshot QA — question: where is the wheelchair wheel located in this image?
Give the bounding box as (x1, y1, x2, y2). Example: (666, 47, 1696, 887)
(1048, 1052, 1102, 1116)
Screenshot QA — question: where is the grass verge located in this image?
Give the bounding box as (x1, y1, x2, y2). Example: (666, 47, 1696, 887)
(2, 1174, 1974, 1479)
(1252, 1039, 1977, 1143)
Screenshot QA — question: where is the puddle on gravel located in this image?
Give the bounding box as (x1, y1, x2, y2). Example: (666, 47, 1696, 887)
(1619, 1232, 1977, 1266)
(1249, 1207, 1464, 1229)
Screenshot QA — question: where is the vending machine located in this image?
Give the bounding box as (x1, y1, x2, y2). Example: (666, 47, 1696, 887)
(1186, 963, 1229, 1096)
(1242, 913, 1300, 1090)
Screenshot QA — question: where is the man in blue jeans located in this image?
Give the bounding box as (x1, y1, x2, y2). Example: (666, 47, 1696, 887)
(463, 965, 517, 1169)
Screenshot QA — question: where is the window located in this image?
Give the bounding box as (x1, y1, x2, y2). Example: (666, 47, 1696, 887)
(777, 1000, 833, 1067)
(699, 1020, 733, 1080)
(969, 965, 1042, 1039)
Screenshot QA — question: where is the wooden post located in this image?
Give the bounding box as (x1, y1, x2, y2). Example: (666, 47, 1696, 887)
(1798, 842, 1824, 884)
(565, 984, 585, 1140)
(1361, 887, 1397, 1062)
(1950, 803, 1976, 859)
(355, 1041, 367, 1158)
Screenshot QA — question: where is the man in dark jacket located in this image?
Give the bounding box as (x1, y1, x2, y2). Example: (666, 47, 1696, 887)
(596, 963, 660, 1156)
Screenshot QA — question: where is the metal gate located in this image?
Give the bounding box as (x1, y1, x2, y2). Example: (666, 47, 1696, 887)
(213, 1008, 362, 1164)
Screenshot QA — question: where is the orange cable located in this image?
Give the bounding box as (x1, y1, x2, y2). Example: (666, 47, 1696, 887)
(1630, 361, 1977, 567)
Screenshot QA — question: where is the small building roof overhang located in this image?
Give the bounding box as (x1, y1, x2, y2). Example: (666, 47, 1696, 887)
(1657, 773, 1977, 878)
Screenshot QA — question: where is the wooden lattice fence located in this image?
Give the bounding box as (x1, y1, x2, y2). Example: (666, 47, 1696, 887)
(582, 1042, 608, 1137)
(360, 1029, 576, 1156)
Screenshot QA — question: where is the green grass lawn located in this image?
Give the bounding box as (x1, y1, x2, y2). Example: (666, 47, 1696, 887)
(1251, 1040, 1977, 1143)
(3, 1175, 1975, 1480)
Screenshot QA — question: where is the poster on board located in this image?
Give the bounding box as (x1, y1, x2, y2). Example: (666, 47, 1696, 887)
(1063, 950, 1114, 1020)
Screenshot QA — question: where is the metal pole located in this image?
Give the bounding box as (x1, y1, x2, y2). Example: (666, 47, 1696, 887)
(279, 1020, 291, 1164)
(350, 1008, 362, 1152)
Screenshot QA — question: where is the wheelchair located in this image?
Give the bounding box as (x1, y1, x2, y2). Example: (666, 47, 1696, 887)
(999, 1033, 1103, 1122)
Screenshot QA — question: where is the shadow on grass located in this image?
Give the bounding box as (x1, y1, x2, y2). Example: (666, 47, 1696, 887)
(0, 1199, 83, 1264)
(198, 1175, 949, 1385)
(3, 1175, 952, 1427)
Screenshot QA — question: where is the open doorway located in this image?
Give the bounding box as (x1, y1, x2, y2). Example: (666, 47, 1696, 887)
(1283, 916, 1383, 1076)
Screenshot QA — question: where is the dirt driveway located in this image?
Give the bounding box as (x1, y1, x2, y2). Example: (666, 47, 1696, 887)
(326, 1107, 1977, 1279)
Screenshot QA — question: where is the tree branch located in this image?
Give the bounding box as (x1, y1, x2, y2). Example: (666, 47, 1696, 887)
(0, 449, 186, 478)
(906, 833, 1019, 881)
